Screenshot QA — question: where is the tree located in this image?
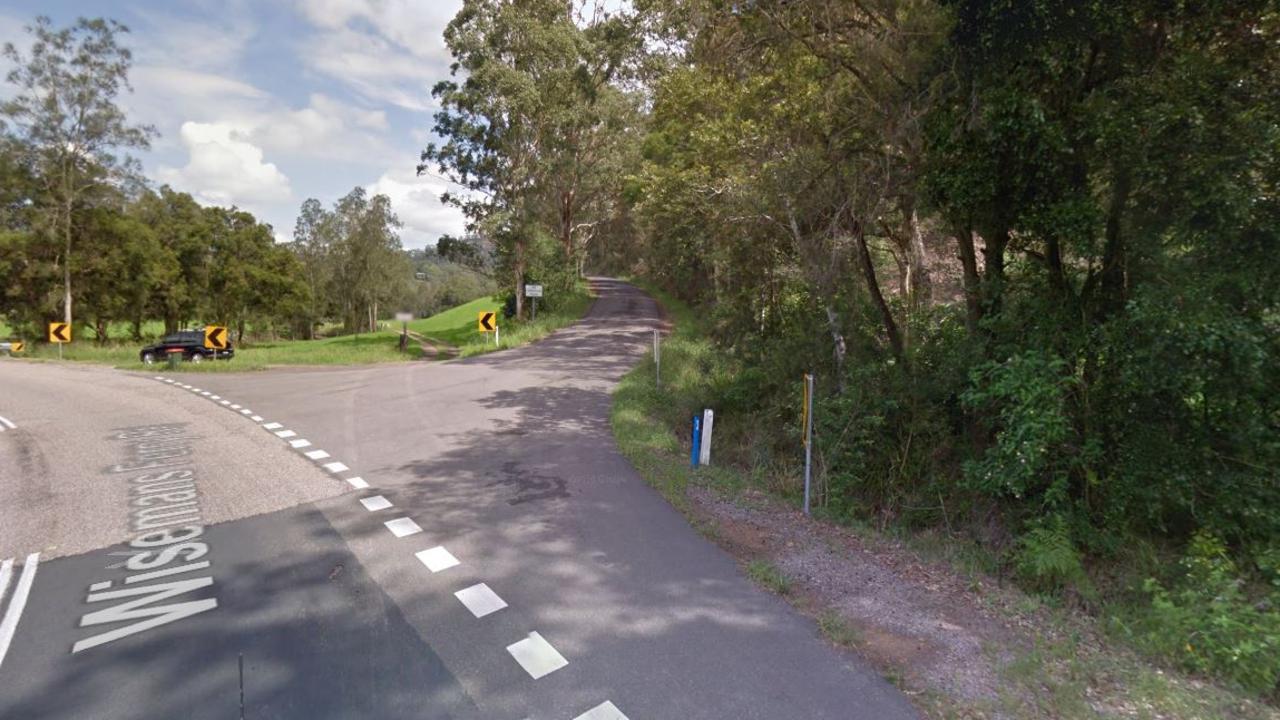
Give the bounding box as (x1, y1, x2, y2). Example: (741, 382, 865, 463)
(2, 16, 154, 325)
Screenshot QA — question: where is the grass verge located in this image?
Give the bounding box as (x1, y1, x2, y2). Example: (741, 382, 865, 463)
(3, 288, 594, 371)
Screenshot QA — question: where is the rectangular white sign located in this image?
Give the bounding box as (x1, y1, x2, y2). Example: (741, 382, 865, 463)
(395, 312, 413, 322)
(524, 284, 544, 298)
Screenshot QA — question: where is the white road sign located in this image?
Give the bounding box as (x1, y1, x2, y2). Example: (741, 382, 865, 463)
(524, 284, 544, 298)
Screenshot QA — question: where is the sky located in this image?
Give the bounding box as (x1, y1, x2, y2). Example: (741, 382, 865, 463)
(0, 0, 468, 248)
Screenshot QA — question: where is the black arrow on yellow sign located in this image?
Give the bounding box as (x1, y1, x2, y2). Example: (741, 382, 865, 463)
(48, 322, 70, 343)
(478, 312, 496, 333)
(204, 326, 229, 350)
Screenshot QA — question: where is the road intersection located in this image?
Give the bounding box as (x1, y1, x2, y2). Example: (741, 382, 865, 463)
(0, 279, 918, 719)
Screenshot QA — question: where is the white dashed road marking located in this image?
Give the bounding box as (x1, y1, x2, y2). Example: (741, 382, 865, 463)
(275, 430, 297, 439)
(0, 553, 40, 671)
(210, 395, 221, 400)
(240, 409, 253, 415)
(0, 416, 15, 431)
(289, 439, 312, 448)
(454, 583, 506, 618)
(304, 449, 330, 460)
(383, 518, 422, 538)
(323, 461, 349, 473)
(573, 702, 629, 720)
(359, 495, 392, 511)
(219, 400, 232, 406)
(262, 422, 282, 430)
(346, 477, 369, 489)
(230, 404, 241, 409)
(415, 546, 460, 573)
(506, 632, 568, 680)
(250, 415, 263, 422)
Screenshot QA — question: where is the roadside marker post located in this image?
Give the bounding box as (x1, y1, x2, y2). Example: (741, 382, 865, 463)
(803, 373, 815, 516)
(699, 409, 714, 466)
(395, 311, 413, 353)
(653, 330, 660, 390)
(690, 414, 702, 468)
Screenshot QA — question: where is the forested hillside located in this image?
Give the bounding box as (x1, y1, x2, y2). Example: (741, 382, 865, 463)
(420, 0, 1280, 694)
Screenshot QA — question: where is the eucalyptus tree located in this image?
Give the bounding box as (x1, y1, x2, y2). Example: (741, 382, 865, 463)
(1, 16, 154, 324)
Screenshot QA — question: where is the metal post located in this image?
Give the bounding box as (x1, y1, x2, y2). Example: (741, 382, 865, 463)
(495, 326, 500, 347)
(531, 297, 537, 321)
(58, 342, 62, 361)
(653, 329, 660, 390)
(803, 373, 814, 516)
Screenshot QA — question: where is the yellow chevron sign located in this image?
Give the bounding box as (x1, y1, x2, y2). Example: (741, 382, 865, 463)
(48, 322, 70, 343)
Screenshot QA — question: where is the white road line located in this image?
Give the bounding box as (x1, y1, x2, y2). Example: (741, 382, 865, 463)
(219, 400, 232, 406)
(0, 559, 13, 607)
(240, 409, 253, 415)
(289, 439, 312, 448)
(275, 430, 297, 439)
(200, 391, 211, 396)
(262, 422, 282, 430)
(346, 477, 369, 489)
(323, 461, 349, 473)
(454, 583, 506, 618)
(359, 495, 392, 511)
(0, 416, 14, 430)
(383, 517, 422, 538)
(250, 415, 263, 422)
(0, 553, 39, 671)
(304, 449, 330, 460)
(190, 388, 201, 392)
(506, 632, 568, 679)
(210, 395, 221, 400)
(416, 546, 460, 573)
(573, 701, 629, 720)
(230, 404, 241, 410)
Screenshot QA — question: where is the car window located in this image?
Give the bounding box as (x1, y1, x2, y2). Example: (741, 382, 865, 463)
(161, 335, 181, 344)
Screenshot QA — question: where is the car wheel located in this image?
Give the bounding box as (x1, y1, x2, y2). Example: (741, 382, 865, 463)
(142, 352, 155, 365)
(189, 353, 204, 364)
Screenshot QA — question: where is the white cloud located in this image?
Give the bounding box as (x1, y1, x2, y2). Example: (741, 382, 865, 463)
(367, 167, 466, 248)
(158, 121, 292, 207)
(296, 0, 462, 111)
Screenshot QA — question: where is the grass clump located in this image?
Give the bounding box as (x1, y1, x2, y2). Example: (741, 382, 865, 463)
(746, 559, 791, 595)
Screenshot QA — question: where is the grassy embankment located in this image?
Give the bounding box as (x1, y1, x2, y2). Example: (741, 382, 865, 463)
(609, 280, 1275, 720)
(1, 286, 594, 371)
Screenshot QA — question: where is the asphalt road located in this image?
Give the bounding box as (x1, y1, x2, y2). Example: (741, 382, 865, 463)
(0, 278, 919, 719)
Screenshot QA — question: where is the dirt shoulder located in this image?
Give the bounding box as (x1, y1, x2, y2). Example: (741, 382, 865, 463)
(677, 480, 1276, 719)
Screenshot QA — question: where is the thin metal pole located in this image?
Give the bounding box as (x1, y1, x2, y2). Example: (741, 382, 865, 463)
(803, 373, 814, 516)
(238, 653, 245, 719)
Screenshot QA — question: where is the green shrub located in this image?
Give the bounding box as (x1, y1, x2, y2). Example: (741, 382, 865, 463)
(1130, 532, 1280, 693)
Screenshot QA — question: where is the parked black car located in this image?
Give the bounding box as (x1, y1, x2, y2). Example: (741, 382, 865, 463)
(139, 329, 234, 364)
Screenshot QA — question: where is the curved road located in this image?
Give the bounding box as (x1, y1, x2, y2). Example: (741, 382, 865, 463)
(0, 279, 917, 719)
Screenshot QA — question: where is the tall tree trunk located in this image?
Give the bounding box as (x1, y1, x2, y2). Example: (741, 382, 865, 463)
(982, 226, 1009, 316)
(904, 205, 932, 310)
(854, 222, 905, 365)
(954, 223, 982, 334)
(1098, 164, 1131, 319)
(514, 236, 526, 320)
(63, 201, 73, 324)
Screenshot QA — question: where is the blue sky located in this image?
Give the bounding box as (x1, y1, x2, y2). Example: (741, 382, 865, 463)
(0, 0, 467, 248)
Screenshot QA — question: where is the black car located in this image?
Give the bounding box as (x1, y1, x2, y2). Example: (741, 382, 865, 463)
(139, 329, 234, 364)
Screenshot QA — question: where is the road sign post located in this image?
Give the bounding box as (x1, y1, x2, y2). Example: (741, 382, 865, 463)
(204, 326, 228, 355)
(395, 312, 413, 353)
(478, 311, 499, 346)
(48, 322, 70, 359)
(803, 373, 814, 516)
(524, 284, 543, 321)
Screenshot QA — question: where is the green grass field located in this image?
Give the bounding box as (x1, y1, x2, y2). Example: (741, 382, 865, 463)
(4, 288, 594, 370)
